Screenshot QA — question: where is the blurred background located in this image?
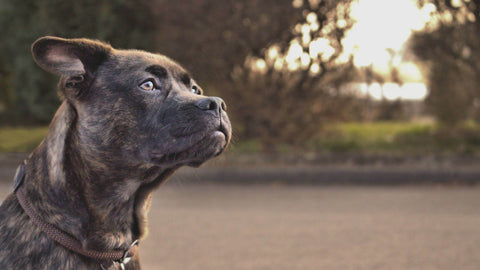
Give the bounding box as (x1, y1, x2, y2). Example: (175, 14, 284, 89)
(1, 0, 480, 269)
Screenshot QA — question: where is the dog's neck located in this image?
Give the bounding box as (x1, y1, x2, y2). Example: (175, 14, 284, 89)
(22, 101, 171, 252)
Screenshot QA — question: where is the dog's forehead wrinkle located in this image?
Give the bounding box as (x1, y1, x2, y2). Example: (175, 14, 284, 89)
(114, 49, 186, 73)
(179, 72, 191, 86)
(145, 64, 168, 78)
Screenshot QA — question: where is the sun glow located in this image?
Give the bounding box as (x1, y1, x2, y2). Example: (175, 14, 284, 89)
(356, 83, 428, 100)
(283, 0, 431, 72)
(342, 0, 433, 100)
(343, 0, 429, 68)
(259, 0, 432, 99)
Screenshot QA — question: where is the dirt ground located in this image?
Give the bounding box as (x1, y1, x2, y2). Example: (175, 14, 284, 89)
(1, 180, 479, 270)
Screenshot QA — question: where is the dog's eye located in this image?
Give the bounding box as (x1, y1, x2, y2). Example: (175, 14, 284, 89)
(139, 80, 156, 91)
(191, 86, 201, 95)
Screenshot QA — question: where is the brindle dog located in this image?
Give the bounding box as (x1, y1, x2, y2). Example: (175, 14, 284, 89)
(0, 37, 231, 269)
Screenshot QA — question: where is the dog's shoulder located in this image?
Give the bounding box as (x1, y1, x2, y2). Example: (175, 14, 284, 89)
(0, 195, 92, 269)
(0, 195, 41, 267)
(0, 194, 24, 226)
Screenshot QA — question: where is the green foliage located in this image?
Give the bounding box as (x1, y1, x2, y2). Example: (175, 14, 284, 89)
(0, 0, 156, 124)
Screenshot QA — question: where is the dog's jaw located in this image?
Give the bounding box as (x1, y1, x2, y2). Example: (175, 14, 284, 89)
(147, 127, 230, 168)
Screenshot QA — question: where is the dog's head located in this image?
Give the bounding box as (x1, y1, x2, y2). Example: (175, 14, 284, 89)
(32, 36, 231, 170)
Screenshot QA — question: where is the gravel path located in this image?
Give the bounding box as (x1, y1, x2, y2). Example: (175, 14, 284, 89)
(2, 182, 479, 270)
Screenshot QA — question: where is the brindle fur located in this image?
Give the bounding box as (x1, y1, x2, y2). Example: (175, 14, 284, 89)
(0, 37, 231, 269)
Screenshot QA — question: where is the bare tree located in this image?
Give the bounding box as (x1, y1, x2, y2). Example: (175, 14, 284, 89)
(412, 0, 480, 125)
(230, 0, 356, 146)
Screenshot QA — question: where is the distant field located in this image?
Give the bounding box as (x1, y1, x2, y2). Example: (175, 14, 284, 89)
(318, 121, 480, 154)
(0, 126, 48, 152)
(317, 122, 438, 153)
(233, 122, 480, 155)
(1, 122, 480, 154)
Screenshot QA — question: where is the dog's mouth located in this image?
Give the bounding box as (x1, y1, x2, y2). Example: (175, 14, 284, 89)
(148, 125, 230, 167)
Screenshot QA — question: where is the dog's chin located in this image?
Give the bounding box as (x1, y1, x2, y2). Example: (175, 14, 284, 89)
(185, 131, 228, 167)
(148, 130, 228, 168)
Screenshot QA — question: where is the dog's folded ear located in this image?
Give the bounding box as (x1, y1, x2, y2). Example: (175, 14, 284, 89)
(31, 36, 112, 76)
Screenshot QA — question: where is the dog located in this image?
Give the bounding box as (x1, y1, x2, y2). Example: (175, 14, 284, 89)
(0, 36, 231, 269)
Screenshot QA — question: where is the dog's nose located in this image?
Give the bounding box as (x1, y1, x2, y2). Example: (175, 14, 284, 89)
(194, 97, 227, 112)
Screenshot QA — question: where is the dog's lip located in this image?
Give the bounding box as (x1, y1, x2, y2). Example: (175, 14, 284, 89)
(213, 130, 225, 139)
(212, 130, 226, 147)
(217, 123, 231, 143)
